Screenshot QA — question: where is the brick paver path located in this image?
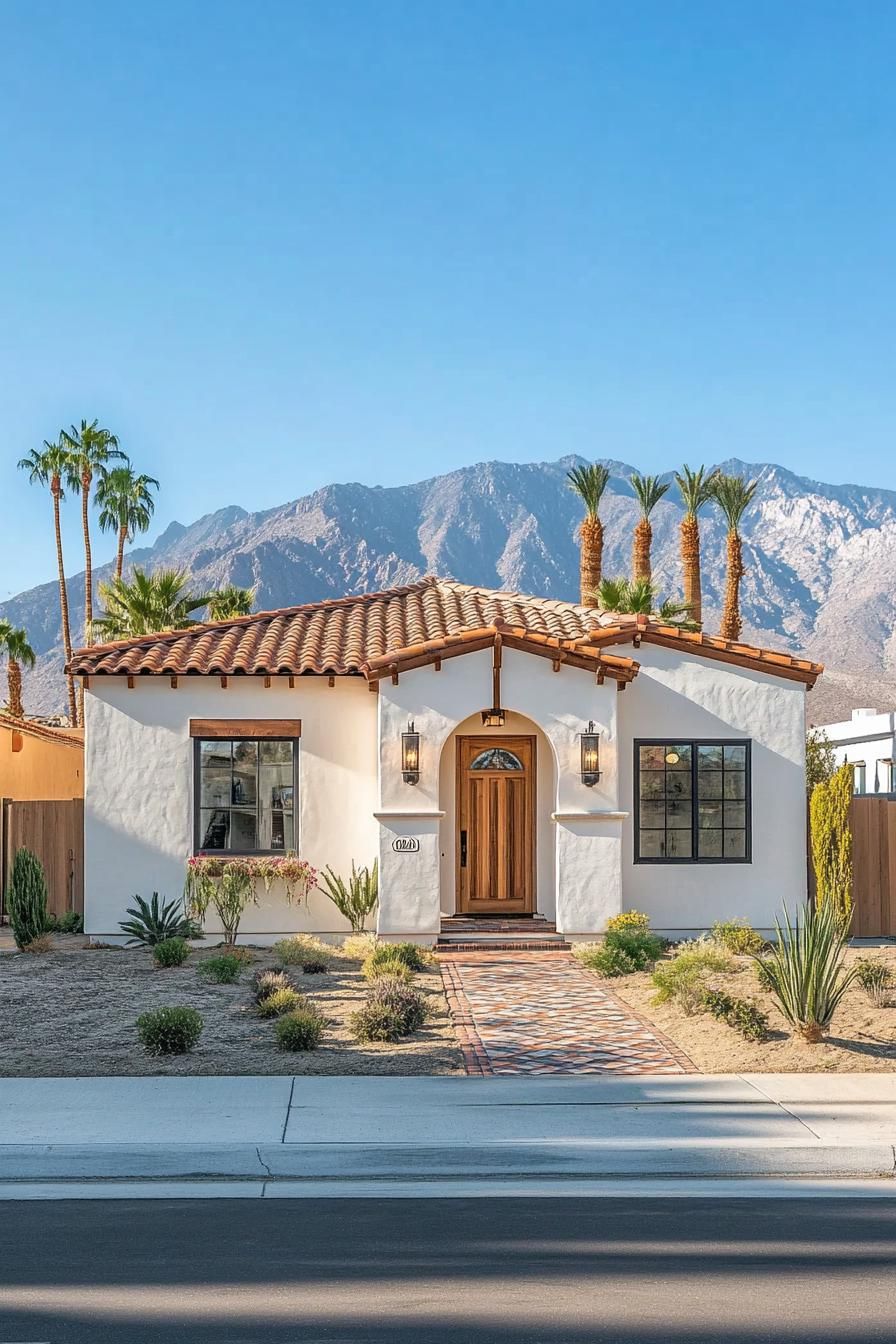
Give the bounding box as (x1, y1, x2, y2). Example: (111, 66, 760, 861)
(439, 951, 695, 1076)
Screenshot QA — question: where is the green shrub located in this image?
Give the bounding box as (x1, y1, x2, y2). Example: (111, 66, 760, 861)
(57, 910, 83, 934)
(574, 928, 663, 978)
(340, 932, 378, 961)
(251, 968, 291, 1004)
(362, 942, 430, 980)
(701, 988, 770, 1042)
(257, 986, 305, 1018)
(606, 910, 651, 935)
(756, 901, 857, 1043)
(8, 848, 49, 949)
(275, 1007, 326, 1050)
(651, 960, 707, 1015)
(350, 1000, 408, 1042)
(153, 937, 190, 968)
(318, 860, 379, 932)
(120, 892, 193, 946)
(274, 935, 334, 968)
(137, 1006, 203, 1055)
(854, 958, 892, 1008)
(712, 919, 765, 956)
(198, 954, 243, 984)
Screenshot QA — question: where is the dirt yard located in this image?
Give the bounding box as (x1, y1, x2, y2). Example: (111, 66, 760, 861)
(0, 938, 464, 1077)
(609, 944, 896, 1073)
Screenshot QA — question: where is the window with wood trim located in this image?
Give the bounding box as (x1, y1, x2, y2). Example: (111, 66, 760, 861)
(634, 740, 751, 864)
(194, 737, 298, 854)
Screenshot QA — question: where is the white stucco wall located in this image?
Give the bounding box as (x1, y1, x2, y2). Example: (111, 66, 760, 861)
(819, 710, 896, 795)
(618, 644, 809, 933)
(376, 648, 622, 938)
(83, 676, 378, 940)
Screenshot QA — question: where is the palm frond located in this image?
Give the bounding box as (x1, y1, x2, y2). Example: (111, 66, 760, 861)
(630, 472, 670, 519)
(711, 473, 758, 530)
(674, 464, 719, 514)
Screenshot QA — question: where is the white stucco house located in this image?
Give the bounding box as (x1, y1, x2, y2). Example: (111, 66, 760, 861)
(70, 577, 822, 945)
(815, 708, 896, 797)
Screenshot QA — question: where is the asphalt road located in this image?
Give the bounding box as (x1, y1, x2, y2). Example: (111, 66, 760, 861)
(1, 1196, 895, 1343)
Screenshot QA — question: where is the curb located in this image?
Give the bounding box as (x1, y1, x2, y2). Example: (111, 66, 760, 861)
(1, 1142, 893, 1182)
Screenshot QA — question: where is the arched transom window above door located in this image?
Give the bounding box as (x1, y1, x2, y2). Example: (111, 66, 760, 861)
(468, 747, 524, 772)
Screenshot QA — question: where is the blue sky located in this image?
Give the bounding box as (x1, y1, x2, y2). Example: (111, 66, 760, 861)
(2, 0, 895, 596)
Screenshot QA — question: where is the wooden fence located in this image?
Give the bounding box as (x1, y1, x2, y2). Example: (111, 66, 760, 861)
(0, 798, 84, 920)
(848, 796, 896, 938)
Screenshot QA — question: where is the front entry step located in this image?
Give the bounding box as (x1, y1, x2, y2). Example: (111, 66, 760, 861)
(437, 916, 570, 953)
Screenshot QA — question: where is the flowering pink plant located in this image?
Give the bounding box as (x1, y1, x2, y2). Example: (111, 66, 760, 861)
(185, 853, 318, 944)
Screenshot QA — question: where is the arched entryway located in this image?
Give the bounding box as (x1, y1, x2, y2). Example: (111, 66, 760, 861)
(438, 711, 556, 920)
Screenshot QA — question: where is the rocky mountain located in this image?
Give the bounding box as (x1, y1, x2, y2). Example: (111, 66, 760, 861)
(4, 454, 896, 724)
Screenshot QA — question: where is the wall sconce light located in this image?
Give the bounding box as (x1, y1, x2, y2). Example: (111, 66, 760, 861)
(580, 720, 601, 786)
(481, 707, 506, 728)
(401, 719, 420, 785)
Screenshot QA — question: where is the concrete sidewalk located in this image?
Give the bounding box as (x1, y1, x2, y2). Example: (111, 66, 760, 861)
(1, 1074, 894, 1184)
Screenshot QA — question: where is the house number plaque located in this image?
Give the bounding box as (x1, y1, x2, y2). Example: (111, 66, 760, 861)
(392, 837, 420, 853)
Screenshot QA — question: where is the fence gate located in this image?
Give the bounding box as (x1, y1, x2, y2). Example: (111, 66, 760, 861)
(0, 798, 84, 920)
(850, 797, 896, 938)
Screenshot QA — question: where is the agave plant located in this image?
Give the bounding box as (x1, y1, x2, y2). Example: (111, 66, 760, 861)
(119, 892, 195, 946)
(754, 901, 857, 1043)
(318, 861, 379, 933)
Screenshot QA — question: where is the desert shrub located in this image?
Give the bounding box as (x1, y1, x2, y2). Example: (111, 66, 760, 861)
(19, 933, 52, 954)
(153, 937, 190, 968)
(257, 986, 306, 1017)
(199, 953, 243, 984)
(701, 988, 770, 1042)
(362, 942, 429, 981)
(274, 935, 334, 969)
(301, 959, 330, 975)
(318, 860, 379, 932)
(120, 892, 193, 946)
(606, 910, 651, 935)
(8, 847, 49, 949)
(854, 959, 892, 1008)
(340, 932, 379, 961)
(351, 975, 428, 1041)
(756, 901, 857, 1043)
(57, 910, 83, 934)
(225, 945, 256, 963)
(275, 1007, 325, 1050)
(651, 960, 706, 1015)
(137, 1006, 203, 1055)
(251, 969, 292, 1004)
(574, 928, 663, 978)
(712, 919, 765, 956)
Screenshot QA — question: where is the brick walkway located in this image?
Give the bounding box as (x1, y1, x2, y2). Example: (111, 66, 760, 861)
(439, 951, 695, 1076)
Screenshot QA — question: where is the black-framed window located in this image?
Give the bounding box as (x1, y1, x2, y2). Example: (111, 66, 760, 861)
(635, 739, 751, 864)
(194, 738, 298, 854)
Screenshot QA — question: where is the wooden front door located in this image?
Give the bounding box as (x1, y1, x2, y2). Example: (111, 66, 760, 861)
(456, 736, 535, 914)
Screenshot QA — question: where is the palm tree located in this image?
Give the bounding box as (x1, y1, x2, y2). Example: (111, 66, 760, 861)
(95, 461, 160, 579)
(17, 439, 79, 724)
(598, 577, 695, 627)
(0, 622, 36, 720)
(566, 463, 611, 606)
(630, 473, 670, 583)
(673, 464, 719, 629)
(710, 473, 759, 641)
(60, 419, 124, 640)
(92, 568, 213, 640)
(205, 584, 255, 621)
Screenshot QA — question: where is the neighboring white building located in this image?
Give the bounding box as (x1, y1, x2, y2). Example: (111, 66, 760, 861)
(70, 577, 822, 943)
(815, 708, 896, 797)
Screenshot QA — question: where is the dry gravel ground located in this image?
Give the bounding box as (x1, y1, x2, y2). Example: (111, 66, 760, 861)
(606, 944, 896, 1073)
(0, 938, 463, 1076)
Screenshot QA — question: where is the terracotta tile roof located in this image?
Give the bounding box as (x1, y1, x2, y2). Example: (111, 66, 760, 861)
(66, 576, 822, 687)
(583, 616, 823, 686)
(0, 716, 84, 748)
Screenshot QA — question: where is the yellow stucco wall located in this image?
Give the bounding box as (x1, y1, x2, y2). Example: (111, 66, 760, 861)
(0, 726, 83, 800)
